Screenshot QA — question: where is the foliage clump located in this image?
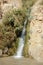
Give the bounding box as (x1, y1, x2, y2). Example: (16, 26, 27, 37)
(0, 8, 26, 56)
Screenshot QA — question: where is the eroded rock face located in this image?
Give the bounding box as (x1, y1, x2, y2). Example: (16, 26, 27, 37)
(29, 4, 43, 62)
(0, 0, 22, 17)
(2, 0, 22, 10)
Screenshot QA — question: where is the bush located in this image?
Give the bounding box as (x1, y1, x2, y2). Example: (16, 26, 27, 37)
(8, 48, 14, 56)
(0, 8, 26, 56)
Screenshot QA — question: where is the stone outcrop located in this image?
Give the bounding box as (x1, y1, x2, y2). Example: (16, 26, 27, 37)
(0, 0, 22, 18)
(29, 0, 43, 62)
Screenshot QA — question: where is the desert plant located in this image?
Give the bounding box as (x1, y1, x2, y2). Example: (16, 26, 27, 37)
(0, 8, 26, 56)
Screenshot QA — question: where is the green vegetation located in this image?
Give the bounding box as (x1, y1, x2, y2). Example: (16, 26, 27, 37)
(22, 19, 30, 57)
(22, 0, 36, 8)
(0, 0, 37, 57)
(22, 0, 36, 57)
(22, 0, 36, 13)
(0, 8, 26, 56)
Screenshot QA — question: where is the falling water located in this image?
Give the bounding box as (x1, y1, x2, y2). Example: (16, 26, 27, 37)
(14, 20, 27, 58)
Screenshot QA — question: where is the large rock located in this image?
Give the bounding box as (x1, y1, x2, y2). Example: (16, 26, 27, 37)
(29, 4, 43, 62)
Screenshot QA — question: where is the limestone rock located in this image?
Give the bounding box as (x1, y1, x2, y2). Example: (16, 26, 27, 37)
(0, 0, 22, 16)
(29, 3, 43, 62)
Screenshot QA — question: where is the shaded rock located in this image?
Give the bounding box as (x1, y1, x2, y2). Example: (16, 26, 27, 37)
(2, 47, 8, 54)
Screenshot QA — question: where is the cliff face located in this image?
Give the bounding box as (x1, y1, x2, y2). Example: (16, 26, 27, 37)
(0, 0, 22, 19)
(0, 0, 22, 6)
(29, 0, 43, 62)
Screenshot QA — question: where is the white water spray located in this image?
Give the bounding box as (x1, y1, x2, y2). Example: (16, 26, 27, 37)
(14, 20, 27, 58)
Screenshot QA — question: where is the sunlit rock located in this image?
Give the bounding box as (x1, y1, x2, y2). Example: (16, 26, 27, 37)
(29, 3, 43, 62)
(0, 0, 22, 16)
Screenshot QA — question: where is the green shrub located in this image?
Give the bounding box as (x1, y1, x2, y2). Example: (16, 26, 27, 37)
(0, 8, 26, 56)
(8, 48, 14, 56)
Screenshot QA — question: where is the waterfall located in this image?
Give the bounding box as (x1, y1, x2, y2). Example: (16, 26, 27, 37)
(14, 20, 27, 58)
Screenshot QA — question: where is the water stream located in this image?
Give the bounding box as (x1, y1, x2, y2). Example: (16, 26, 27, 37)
(14, 20, 27, 58)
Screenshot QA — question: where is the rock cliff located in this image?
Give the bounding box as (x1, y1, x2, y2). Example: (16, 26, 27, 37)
(29, 0, 43, 62)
